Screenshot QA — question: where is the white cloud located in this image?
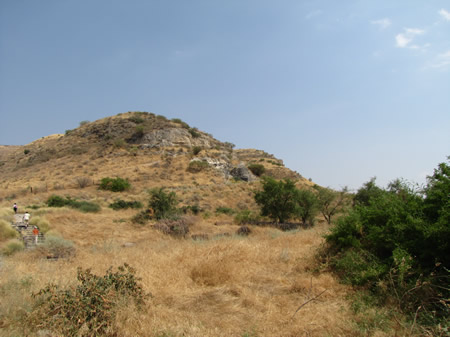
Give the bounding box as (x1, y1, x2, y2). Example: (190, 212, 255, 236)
(439, 8, 450, 21)
(371, 18, 391, 30)
(429, 50, 450, 69)
(395, 28, 425, 48)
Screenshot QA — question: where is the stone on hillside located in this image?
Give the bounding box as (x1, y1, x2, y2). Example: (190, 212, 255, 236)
(230, 163, 257, 182)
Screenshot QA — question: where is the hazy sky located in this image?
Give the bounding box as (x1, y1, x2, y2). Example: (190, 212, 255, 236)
(1, 1, 449, 190)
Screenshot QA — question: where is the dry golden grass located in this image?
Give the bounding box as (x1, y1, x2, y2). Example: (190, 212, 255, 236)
(0, 213, 409, 336)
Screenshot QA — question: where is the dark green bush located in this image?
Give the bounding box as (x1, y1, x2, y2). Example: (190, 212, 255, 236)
(109, 199, 143, 210)
(188, 127, 200, 138)
(99, 177, 131, 192)
(181, 205, 201, 215)
(46, 195, 68, 207)
(325, 159, 450, 329)
(215, 206, 235, 215)
(29, 264, 147, 336)
(192, 146, 202, 155)
(248, 163, 265, 177)
(24, 149, 30, 155)
(46, 195, 100, 213)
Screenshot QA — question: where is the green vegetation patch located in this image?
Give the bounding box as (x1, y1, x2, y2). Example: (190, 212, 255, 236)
(247, 163, 265, 177)
(109, 199, 143, 211)
(99, 177, 131, 192)
(324, 158, 450, 330)
(215, 206, 235, 215)
(46, 195, 100, 213)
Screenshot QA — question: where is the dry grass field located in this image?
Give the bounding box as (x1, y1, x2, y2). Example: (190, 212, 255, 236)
(0, 112, 415, 336)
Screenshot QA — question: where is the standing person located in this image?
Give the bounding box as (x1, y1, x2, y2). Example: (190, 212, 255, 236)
(33, 226, 39, 244)
(23, 211, 30, 227)
(13, 203, 18, 214)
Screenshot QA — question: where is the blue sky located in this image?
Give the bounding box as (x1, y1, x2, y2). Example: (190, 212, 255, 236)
(1, 0, 449, 190)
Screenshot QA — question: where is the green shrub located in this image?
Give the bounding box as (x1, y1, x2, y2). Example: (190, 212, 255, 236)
(99, 177, 131, 192)
(148, 188, 179, 220)
(187, 160, 209, 173)
(156, 114, 167, 121)
(24, 149, 30, 155)
(332, 249, 387, 287)
(29, 264, 147, 336)
(181, 205, 201, 215)
(192, 146, 202, 155)
(248, 163, 265, 177)
(0, 219, 18, 241)
(46, 195, 67, 207)
(46, 195, 100, 213)
(3, 239, 24, 256)
(171, 118, 190, 129)
(129, 115, 145, 124)
(109, 199, 143, 210)
(134, 125, 145, 137)
(215, 206, 235, 215)
(71, 200, 101, 213)
(188, 127, 200, 138)
(325, 159, 450, 329)
(79, 120, 90, 126)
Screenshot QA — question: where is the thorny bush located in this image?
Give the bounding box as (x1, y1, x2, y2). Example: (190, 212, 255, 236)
(28, 264, 148, 337)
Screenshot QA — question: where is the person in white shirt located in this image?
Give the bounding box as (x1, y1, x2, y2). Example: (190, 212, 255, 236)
(23, 211, 30, 227)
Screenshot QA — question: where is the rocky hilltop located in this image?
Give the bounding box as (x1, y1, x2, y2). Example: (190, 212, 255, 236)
(0, 111, 311, 211)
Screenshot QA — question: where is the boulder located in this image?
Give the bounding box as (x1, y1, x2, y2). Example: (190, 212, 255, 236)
(230, 163, 257, 182)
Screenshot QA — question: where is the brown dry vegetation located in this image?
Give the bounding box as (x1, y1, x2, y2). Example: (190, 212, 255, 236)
(0, 113, 415, 336)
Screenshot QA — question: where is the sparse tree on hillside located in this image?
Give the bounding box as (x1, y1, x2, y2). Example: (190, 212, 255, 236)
(295, 189, 319, 227)
(148, 188, 178, 220)
(314, 185, 349, 224)
(254, 177, 299, 223)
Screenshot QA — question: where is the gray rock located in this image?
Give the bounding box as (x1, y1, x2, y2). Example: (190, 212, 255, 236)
(230, 163, 257, 182)
(141, 128, 215, 149)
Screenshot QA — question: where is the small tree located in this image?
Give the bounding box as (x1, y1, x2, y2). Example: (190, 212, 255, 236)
(314, 185, 349, 224)
(295, 189, 319, 226)
(254, 177, 299, 223)
(148, 188, 178, 220)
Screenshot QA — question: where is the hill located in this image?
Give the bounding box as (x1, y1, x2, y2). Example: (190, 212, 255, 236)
(0, 111, 312, 211)
(0, 112, 407, 337)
